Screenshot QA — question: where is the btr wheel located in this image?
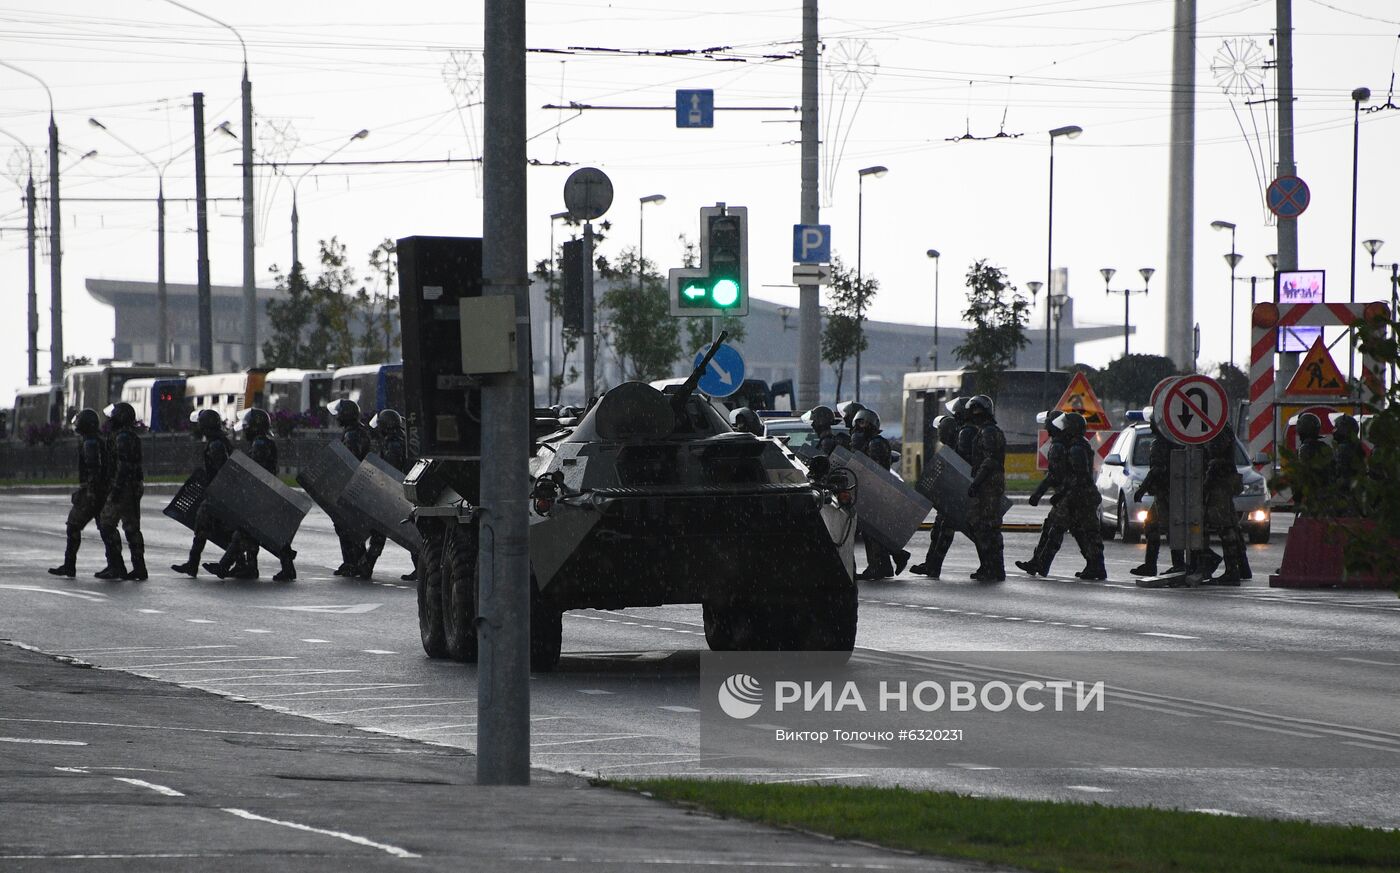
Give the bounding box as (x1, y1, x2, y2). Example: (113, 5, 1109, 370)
(415, 524, 447, 659)
(529, 577, 562, 673)
(441, 522, 479, 663)
(1118, 496, 1140, 544)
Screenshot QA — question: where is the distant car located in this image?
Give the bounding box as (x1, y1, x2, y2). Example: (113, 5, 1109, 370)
(1096, 423, 1271, 545)
(762, 417, 850, 460)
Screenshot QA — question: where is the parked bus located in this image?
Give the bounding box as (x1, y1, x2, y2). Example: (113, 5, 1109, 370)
(265, 368, 334, 417)
(331, 363, 403, 414)
(184, 369, 270, 425)
(63, 362, 193, 423)
(13, 385, 62, 434)
(119, 377, 191, 433)
(900, 369, 1072, 483)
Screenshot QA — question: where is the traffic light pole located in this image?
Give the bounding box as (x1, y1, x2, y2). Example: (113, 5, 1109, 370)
(583, 220, 595, 400)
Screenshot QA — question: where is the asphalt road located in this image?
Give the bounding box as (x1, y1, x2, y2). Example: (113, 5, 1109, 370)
(2, 492, 1398, 839)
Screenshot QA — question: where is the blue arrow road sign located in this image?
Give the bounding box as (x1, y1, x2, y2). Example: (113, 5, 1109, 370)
(792, 224, 831, 265)
(676, 89, 714, 128)
(694, 343, 746, 398)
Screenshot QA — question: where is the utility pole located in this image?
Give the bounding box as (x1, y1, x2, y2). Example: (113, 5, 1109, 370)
(797, 0, 821, 409)
(1165, 0, 1196, 370)
(25, 173, 37, 384)
(241, 66, 256, 368)
(193, 93, 213, 373)
(1275, 0, 1297, 277)
(477, 0, 531, 786)
(582, 220, 595, 398)
(157, 179, 167, 362)
(47, 112, 62, 385)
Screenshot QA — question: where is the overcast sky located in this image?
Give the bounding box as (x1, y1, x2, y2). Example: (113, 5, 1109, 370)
(1, 0, 1398, 402)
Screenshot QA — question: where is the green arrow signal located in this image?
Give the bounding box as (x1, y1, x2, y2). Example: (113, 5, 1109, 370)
(712, 278, 740, 307)
(683, 283, 706, 300)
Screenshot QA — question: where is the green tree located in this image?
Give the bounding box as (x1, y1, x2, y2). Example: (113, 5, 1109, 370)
(305, 237, 360, 368)
(953, 260, 1029, 399)
(1342, 312, 1399, 581)
(359, 238, 398, 363)
(262, 261, 315, 368)
(596, 248, 681, 383)
(1092, 354, 1180, 409)
(820, 256, 872, 402)
(1214, 361, 1248, 412)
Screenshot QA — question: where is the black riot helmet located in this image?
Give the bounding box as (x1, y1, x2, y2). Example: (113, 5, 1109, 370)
(1060, 411, 1087, 439)
(808, 405, 837, 431)
(966, 394, 995, 422)
(946, 396, 969, 420)
(729, 407, 763, 436)
(239, 408, 271, 438)
(852, 408, 882, 433)
(370, 408, 403, 435)
(840, 401, 866, 429)
(329, 398, 362, 428)
(104, 401, 136, 430)
(1330, 412, 1359, 441)
(1296, 412, 1322, 441)
(1037, 409, 1063, 437)
(191, 408, 224, 438)
(73, 408, 100, 437)
(933, 414, 958, 444)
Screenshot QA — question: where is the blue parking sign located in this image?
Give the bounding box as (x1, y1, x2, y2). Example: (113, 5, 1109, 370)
(792, 224, 830, 265)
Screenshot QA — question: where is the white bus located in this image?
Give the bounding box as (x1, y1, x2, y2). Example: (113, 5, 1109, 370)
(12, 385, 62, 435)
(265, 368, 334, 417)
(119, 377, 190, 432)
(331, 363, 403, 414)
(184, 370, 270, 425)
(63, 362, 192, 423)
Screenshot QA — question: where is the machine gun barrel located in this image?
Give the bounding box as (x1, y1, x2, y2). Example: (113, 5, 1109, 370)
(672, 330, 729, 411)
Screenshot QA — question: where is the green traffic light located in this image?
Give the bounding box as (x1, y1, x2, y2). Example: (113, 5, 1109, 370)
(712, 278, 740, 307)
(683, 283, 706, 301)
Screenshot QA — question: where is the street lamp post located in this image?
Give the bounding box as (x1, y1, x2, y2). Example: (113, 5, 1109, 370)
(1043, 125, 1082, 404)
(1101, 267, 1154, 358)
(288, 130, 369, 272)
(927, 249, 940, 370)
(1348, 87, 1371, 405)
(855, 165, 887, 403)
(1211, 220, 1242, 369)
(1363, 239, 1398, 388)
(0, 128, 38, 384)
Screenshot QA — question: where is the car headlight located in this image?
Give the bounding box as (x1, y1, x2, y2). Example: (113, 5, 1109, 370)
(1242, 479, 1265, 496)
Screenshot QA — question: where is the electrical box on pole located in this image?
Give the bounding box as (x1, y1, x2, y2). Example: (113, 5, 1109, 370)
(669, 205, 749, 317)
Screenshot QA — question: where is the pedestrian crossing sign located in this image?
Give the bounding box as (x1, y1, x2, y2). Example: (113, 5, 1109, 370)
(1054, 371, 1111, 430)
(1284, 336, 1347, 397)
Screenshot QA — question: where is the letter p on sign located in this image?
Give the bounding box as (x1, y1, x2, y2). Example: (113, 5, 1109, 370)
(793, 224, 831, 265)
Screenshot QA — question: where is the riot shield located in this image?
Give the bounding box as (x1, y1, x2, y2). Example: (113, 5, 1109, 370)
(203, 451, 314, 554)
(830, 446, 933, 553)
(918, 445, 1013, 535)
(162, 470, 231, 549)
(336, 453, 424, 554)
(296, 441, 366, 533)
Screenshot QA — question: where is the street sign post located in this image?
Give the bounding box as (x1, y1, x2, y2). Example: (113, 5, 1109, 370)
(792, 224, 831, 264)
(693, 342, 746, 397)
(676, 89, 715, 128)
(1267, 175, 1311, 219)
(791, 264, 831, 285)
(1155, 374, 1229, 445)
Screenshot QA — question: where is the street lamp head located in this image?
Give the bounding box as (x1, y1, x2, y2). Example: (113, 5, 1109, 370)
(214, 120, 236, 140)
(1266, 253, 1279, 270)
(926, 249, 939, 259)
(1026, 280, 1043, 297)
(1363, 239, 1384, 256)
(87, 117, 107, 131)
(1225, 252, 1244, 270)
(551, 210, 571, 221)
(1049, 124, 1083, 140)
(640, 193, 666, 205)
(351, 129, 369, 140)
(858, 165, 888, 178)
(1210, 220, 1235, 231)
(79, 149, 97, 160)
(1100, 267, 1116, 285)
(1352, 87, 1372, 103)
(1139, 267, 1155, 285)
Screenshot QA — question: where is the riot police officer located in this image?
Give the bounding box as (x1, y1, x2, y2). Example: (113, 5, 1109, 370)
(48, 409, 109, 577)
(173, 409, 234, 577)
(852, 408, 910, 580)
(1330, 413, 1366, 517)
(1016, 411, 1069, 577)
(96, 402, 145, 581)
(729, 407, 764, 436)
(966, 395, 1006, 582)
(808, 405, 845, 456)
(1060, 412, 1107, 580)
(357, 408, 409, 580)
(1131, 410, 1185, 578)
(911, 412, 962, 578)
(1289, 412, 1333, 516)
(951, 396, 979, 468)
(843, 402, 870, 453)
(1201, 422, 1249, 585)
(330, 399, 373, 576)
(840, 401, 866, 431)
(204, 409, 298, 582)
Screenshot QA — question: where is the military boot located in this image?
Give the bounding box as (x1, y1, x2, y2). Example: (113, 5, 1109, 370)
(356, 543, 383, 580)
(94, 527, 127, 580)
(273, 549, 297, 583)
(48, 526, 82, 577)
(123, 532, 147, 581)
(1165, 549, 1187, 573)
(172, 537, 205, 577)
(1075, 555, 1108, 581)
(1130, 538, 1160, 577)
(1014, 558, 1044, 577)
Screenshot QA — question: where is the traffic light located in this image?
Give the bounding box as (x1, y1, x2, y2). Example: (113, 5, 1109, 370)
(669, 205, 748, 317)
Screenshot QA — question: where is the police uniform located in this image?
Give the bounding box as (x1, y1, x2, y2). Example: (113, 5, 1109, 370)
(173, 414, 234, 577)
(357, 415, 409, 579)
(1201, 423, 1248, 584)
(911, 414, 961, 578)
(853, 410, 909, 580)
(966, 399, 1006, 582)
(49, 411, 110, 577)
(1289, 414, 1333, 517)
(1063, 425, 1107, 579)
(1017, 413, 1070, 577)
(334, 406, 374, 576)
(1331, 415, 1366, 517)
(1132, 421, 1185, 577)
(97, 409, 145, 580)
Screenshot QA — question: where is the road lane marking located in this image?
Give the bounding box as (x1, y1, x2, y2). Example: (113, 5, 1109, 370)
(1193, 808, 1244, 817)
(68, 644, 233, 655)
(1067, 785, 1114, 793)
(363, 649, 396, 655)
(0, 855, 221, 861)
(315, 701, 468, 717)
(112, 777, 185, 797)
(1343, 741, 1400, 753)
(300, 639, 331, 643)
(948, 763, 1001, 770)
(1112, 700, 1202, 718)
(243, 629, 273, 634)
(1339, 657, 1400, 667)
(221, 808, 419, 859)
(137, 609, 165, 614)
(0, 737, 87, 745)
(185, 619, 216, 624)
(0, 584, 109, 602)
(253, 603, 383, 614)
(578, 689, 614, 695)
(122, 656, 298, 669)
(1217, 720, 1322, 739)
(1140, 632, 1199, 640)
(659, 706, 699, 713)
(4, 717, 369, 740)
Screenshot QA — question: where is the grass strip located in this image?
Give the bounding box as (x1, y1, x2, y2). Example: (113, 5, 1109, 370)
(618, 779, 1400, 873)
